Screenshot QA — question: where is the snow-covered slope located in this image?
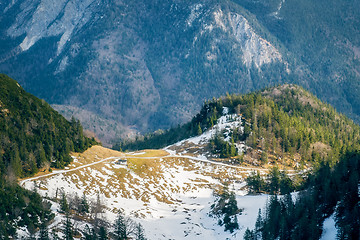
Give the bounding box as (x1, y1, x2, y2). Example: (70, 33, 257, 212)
(168, 107, 247, 160)
(20, 145, 269, 239)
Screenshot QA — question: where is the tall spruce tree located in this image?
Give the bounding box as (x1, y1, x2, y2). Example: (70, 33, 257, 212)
(63, 214, 74, 240)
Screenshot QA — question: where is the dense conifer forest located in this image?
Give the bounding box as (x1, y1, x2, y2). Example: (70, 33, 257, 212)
(244, 150, 360, 240)
(0, 74, 97, 238)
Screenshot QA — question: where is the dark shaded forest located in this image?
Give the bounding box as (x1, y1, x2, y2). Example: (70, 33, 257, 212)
(244, 150, 360, 240)
(0, 74, 97, 238)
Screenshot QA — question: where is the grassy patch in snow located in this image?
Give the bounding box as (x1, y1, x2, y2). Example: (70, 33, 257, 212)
(125, 149, 169, 158)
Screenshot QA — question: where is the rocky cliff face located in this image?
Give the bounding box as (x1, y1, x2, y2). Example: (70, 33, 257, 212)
(1, 0, 359, 144)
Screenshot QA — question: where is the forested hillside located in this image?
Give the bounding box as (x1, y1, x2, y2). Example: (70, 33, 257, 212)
(0, 74, 96, 238)
(117, 84, 360, 168)
(244, 150, 360, 240)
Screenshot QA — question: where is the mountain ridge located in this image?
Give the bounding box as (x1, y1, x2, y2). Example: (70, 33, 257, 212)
(117, 84, 360, 170)
(4, 0, 359, 144)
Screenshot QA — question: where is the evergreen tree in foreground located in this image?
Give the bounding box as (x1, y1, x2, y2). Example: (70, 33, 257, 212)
(63, 214, 74, 240)
(134, 223, 147, 240)
(114, 211, 135, 240)
(247, 150, 360, 240)
(210, 184, 241, 233)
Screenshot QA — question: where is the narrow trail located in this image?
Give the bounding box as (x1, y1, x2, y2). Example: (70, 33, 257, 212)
(19, 156, 121, 187)
(20, 148, 300, 186)
(163, 152, 269, 172)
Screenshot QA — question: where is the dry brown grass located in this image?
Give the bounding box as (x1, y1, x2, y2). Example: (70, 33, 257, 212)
(71, 145, 124, 166)
(127, 157, 162, 178)
(25, 145, 276, 210)
(125, 149, 169, 158)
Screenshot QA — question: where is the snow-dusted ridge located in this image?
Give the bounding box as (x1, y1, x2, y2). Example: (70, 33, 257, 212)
(167, 107, 247, 159)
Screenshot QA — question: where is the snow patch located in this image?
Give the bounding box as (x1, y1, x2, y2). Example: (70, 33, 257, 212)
(171, 107, 245, 154)
(187, 4, 203, 27)
(270, 0, 286, 19)
(21, 150, 269, 239)
(320, 214, 338, 240)
(131, 151, 146, 155)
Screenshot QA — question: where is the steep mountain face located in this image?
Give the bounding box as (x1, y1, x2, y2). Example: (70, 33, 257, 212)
(0, 0, 359, 144)
(238, 0, 360, 119)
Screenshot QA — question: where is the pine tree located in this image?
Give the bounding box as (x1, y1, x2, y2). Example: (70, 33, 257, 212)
(80, 193, 89, 214)
(197, 123, 202, 135)
(268, 167, 281, 194)
(92, 192, 104, 222)
(134, 223, 147, 240)
(39, 221, 50, 240)
(114, 211, 135, 240)
(60, 192, 69, 213)
(98, 226, 108, 240)
(254, 209, 262, 239)
(51, 228, 60, 240)
(260, 151, 268, 165)
(210, 185, 240, 233)
(63, 214, 74, 240)
(243, 228, 256, 240)
(82, 225, 96, 240)
(10, 146, 22, 177)
(37, 144, 47, 168)
(230, 138, 237, 157)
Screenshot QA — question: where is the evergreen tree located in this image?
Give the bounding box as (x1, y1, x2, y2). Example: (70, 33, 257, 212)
(60, 192, 69, 213)
(80, 193, 90, 214)
(210, 185, 241, 233)
(98, 226, 108, 240)
(260, 151, 268, 165)
(63, 214, 74, 240)
(51, 229, 60, 240)
(197, 123, 202, 135)
(243, 228, 256, 240)
(268, 166, 281, 194)
(230, 138, 237, 157)
(82, 225, 96, 240)
(114, 211, 135, 240)
(246, 171, 265, 193)
(254, 209, 262, 239)
(39, 221, 50, 240)
(10, 146, 23, 177)
(134, 223, 147, 240)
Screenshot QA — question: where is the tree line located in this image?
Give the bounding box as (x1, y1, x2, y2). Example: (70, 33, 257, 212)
(116, 85, 360, 169)
(29, 189, 147, 240)
(244, 150, 360, 240)
(0, 74, 97, 238)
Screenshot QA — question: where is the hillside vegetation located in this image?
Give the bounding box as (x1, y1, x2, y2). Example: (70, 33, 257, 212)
(116, 84, 360, 168)
(245, 150, 360, 240)
(0, 74, 96, 238)
(0, 74, 97, 177)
